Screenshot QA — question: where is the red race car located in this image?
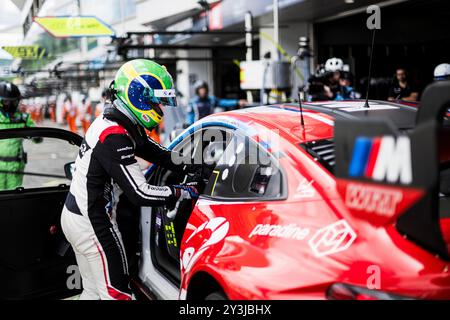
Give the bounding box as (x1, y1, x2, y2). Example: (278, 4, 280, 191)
(136, 82, 450, 300)
(0, 84, 447, 300)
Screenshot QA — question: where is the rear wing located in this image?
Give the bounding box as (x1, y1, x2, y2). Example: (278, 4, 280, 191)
(334, 80, 450, 260)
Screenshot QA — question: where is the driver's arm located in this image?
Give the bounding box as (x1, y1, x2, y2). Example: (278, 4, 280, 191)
(135, 134, 200, 174)
(95, 133, 177, 207)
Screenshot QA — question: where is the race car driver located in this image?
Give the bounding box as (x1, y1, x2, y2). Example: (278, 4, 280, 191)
(61, 59, 200, 300)
(0, 82, 35, 190)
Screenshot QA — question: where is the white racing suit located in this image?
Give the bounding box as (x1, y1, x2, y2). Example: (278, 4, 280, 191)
(61, 105, 194, 300)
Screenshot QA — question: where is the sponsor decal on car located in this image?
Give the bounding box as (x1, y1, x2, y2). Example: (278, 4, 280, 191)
(248, 219, 356, 257)
(182, 217, 230, 272)
(294, 179, 315, 199)
(308, 220, 357, 257)
(249, 223, 310, 240)
(345, 182, 403, 216)
(349, 135, 412, 185)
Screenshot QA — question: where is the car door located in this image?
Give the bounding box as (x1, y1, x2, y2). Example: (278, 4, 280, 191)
(179, 132, 287, 287)
(0, 127, 82, 299)
(139, 126, 233, 299)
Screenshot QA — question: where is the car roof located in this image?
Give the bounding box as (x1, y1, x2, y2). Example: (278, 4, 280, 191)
(220, 100, 418, 143)
(300, 100, 418, 128)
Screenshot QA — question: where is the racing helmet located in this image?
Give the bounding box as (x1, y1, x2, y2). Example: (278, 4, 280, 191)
(113, 59, 177, 130)
(325, 57, 344, 72)
(194, 80, 209, 95)
(434, 63, 450, 81)
(0, 81, 21, 114)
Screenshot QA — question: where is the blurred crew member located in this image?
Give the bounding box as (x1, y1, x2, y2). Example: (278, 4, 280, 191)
(388, 68, 418, 102)
(0, 82, 35, 190)
(79, 97, 92, 134)
(30, 100, 37, 122)
(35, 99, 43, 124)
(323, 58, 344, 99)
(433, 63, 450, 114)
(60, 59, 201, 300)
(335, 71, 357, 100)
(48, 98, 56, 122)
(186, 80, 246, 125)
(64, 95, 78, 133)
(95, 90, 107, 118)
(434, 63, 450, 81)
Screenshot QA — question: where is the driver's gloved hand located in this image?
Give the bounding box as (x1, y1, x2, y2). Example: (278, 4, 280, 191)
(167, 184, 199, 215)
(171, 184, 199, 201)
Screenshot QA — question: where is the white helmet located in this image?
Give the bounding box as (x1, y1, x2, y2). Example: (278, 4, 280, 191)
(434, 63, 450, 80)
(325, 57, 344, 72)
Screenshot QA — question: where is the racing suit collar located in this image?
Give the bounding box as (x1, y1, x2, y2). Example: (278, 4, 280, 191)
(113, 99, 137, 124)
(103, 103, 147, 147)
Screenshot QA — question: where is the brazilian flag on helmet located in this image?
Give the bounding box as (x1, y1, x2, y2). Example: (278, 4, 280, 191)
(113, 59, 177, 130)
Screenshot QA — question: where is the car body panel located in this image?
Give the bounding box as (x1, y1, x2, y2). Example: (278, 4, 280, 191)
(170, 100, 450, 300)
(139, 207, 179, 300)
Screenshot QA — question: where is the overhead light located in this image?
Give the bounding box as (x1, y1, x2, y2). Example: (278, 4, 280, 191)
(345, 0, 355, 3)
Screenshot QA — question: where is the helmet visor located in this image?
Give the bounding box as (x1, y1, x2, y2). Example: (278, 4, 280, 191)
(151, 89, 177, 107)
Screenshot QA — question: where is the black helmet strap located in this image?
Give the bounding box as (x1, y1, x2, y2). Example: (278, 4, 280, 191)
(105, 80, 118, 102)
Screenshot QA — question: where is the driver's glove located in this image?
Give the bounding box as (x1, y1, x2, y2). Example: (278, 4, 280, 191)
(167, 184, 199, 218)
(171, 184, 199, 201)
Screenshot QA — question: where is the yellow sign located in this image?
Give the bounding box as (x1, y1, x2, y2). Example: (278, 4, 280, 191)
(34, 16, 115, 38)
(1, 46, 46, 59)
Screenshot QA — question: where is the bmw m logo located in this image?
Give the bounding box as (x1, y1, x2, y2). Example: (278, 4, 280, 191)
(348, 135, 412, 185)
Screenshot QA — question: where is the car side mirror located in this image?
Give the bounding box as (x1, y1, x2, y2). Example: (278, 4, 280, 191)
(64, 162, 76, 180)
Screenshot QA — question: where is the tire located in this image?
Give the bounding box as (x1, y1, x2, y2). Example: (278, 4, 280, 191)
(205, 291, 228, 300)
